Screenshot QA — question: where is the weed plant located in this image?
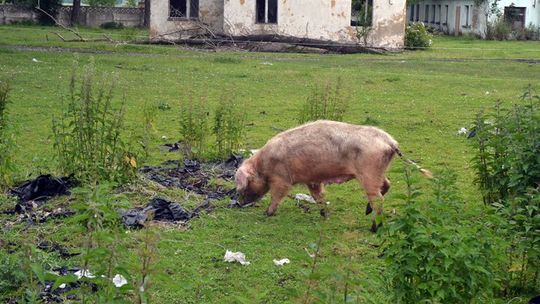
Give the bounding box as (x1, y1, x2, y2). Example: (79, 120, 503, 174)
(0, 80, 15, 189)
(179, 91, 210, 159)
(471, 85, 540, 293)
(52, 60, 136, 184)
(213, 93, 246, 158)
(298, 77, 348, 124)
(383, 165, 501, 303)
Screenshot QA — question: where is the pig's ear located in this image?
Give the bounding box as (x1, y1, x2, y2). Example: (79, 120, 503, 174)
(235, 165, 253, 191)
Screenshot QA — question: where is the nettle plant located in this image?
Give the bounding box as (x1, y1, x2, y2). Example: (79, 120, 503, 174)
(298, 77, 349, 124)
(213, 92, 246, 159)
(52, 59, 137, 184)
(471, 85, 540, 293)
(383, 165, 502, 303)
(0, 80, 15, 189)
(179, 91, 210, 160)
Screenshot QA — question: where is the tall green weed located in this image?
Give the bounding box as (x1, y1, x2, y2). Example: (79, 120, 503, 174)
(298, 77, 349, 124)
(0, 80, 15, 189)
(179, 92, 210, 160)
(213, 93, 246, 158)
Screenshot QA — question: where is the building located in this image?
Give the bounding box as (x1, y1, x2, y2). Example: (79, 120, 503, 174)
(406, 0, 539, 37)
(150, 0, 408, 50)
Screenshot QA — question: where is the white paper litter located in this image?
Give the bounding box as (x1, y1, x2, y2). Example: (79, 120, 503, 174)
(261, 61, 273, 65)
(457, 127, 468, 135)
(74, 269, 96, 279)
(112, 274, 128, 287)
(294, 193, 317, 204)
(59, 283, 66, 289)
(224, 250, 250, 265)
(273, 258, 290, 266)
(32, 58, 41, 63)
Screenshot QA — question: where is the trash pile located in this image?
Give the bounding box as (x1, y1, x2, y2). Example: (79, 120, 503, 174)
(10, 174, 77, 213)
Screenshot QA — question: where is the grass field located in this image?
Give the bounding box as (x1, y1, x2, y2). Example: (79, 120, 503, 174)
(0, 25, 539, 303)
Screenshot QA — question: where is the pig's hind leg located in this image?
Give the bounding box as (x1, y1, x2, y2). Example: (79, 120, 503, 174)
(307, 183, 325, 203)
(358, 175, 386, 233)
(365, 177, 390, 215)
(266, 178, 291, 216)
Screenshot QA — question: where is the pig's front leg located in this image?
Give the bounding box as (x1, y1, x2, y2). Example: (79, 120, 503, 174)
(266, 178, 291, 216)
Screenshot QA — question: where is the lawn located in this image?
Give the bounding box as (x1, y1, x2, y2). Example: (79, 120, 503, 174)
(0, 25, 539, 303)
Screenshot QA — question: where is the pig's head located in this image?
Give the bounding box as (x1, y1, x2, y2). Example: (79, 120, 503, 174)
(235, 162, 268, 205)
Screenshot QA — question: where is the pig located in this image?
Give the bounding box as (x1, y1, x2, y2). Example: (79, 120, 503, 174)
(235, 120, 406, 232)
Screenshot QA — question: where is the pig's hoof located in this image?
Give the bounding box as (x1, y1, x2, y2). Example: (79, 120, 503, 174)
(370, 221, 378, 233)
(266, 209, 275, 216)
(365, 203, 373, 215)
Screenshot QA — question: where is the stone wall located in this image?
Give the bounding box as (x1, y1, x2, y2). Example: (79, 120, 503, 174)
(0, 4, 143, 27)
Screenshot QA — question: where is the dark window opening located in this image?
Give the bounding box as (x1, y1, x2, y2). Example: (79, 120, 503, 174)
(431, 5, 436, 23)
(169, 0, 198, 19)
(444, 5, 448, 25)
(256, 0, 278, 24)
(504, 6, 526, 30)
(437, 5, 441, 24)
(424, 5, 429, 22)
(351, 0, 373, 26)
(415, 4, 420, 21)
(409, 5, 414, 22)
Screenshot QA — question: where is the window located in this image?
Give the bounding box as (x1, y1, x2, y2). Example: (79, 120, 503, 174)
(415, 4, 420, 21)
(437, 5, 441, 24)
(424, 5, 429, 22)
(169, 0, 198, 19)
(431, 5, 436, 23)
(464, 5, 470, 27)
(256, 0, 278, 24)
(444, 5, 448, 25)
(409, 5, 415, 22)
(351, 0, 373, 26)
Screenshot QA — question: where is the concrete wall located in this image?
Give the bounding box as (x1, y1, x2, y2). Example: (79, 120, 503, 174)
(0, 5, 38, 24)
(223, 0, 406, 48)
(149, 0, 223, 40)
(0, 4, 143, 27)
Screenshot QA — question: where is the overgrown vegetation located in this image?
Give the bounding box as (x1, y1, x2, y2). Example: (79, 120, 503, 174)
(213, 93, 246, 158)
(52, 59, 137, 184)
(471, 85, 540, 293)
(0, 80, 14, 189)
(405, 22, 433, 49)
(383, 166, 502, 303)
(178, 92, 210, 159)
(298, 77, 348, 124)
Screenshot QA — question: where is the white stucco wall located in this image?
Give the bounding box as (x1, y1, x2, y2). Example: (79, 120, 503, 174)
(223, 0, 406, 48)
(150, 0, 223, 40)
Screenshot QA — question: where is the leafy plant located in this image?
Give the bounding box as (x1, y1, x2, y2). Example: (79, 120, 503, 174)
(405, 22, 433, 49)
(52, 59, 137, 184)
(298, 77, 349, 124)
(179, 91, 210, 159)
(0, 250, 27, 295)
(383, 165, 501, 303)
(213, 93, 246, 158)
(471, 85, 540, 293)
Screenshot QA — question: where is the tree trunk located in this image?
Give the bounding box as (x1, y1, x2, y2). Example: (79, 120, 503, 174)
(70, 0, 81, 26)
(143, 0, 150, 27)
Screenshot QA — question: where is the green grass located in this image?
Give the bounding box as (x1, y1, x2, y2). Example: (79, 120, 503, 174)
(0, 25, 539, 303)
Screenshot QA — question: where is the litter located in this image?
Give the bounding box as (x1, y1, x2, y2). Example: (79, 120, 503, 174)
(112, 274, 128, 288)
(74, 269, 96, 279)
(11, 174, 77, 211)
(294, 193, 316, 204)
(457, 127, 468, 135)
(224, 250, 250, 265)
(273, 258, 290, 266)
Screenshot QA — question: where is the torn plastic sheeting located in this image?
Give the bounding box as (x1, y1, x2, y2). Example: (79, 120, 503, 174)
(224, 250, 250, 265)
(11, 174, 77, 209)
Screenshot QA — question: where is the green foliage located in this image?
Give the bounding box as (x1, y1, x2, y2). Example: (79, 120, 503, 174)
(405, 22, 433, 49)
(179, 92, 210, 159)
(84, 0, 115, 7)
(124, 0, 137, 7)
(471, 85, 540, 292)
(0, 251, 27, 294)
(213, 93, 246, 158)
(0, 80, 15, 189)
(100, 21, 125, 29)
(486, 16, 512, 40)
(298, 77, 348, 124)
(52, 59, 137, 185)
(383, 165, 502, 303)
(524, 23, 540, 41)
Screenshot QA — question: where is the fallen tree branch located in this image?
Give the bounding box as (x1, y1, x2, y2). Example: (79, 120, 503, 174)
(35, 6, 86, 41)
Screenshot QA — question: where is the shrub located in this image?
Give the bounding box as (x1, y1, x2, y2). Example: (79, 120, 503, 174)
(213, 93, 246, 158)
(0, 80, 15, 189)
(0, 251, 27, 295)
(383, 166, 502, 303)
(179, 92, 210, 159)
(524, 23, 540, 40)
(486, 16, 512, 40)
(52, 60, 137, 184)
(100, 21, 124, 29)
(471, 85, 540, 292)
(298, 77, 349, 124)
(405, 22, 432, 49)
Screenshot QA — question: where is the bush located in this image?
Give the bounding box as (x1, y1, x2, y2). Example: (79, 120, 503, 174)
(524, 23, 540, 40)
(213, 93, 246, 158)
(486, 16, 512, 40)
(100, 21, 124, 29)
(52, 60, 137, 184)
(383, 166, 502, 303)
(298, 77, 348, 124)
(405, 22, 432, 49)
(471, 85, 540, 292)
